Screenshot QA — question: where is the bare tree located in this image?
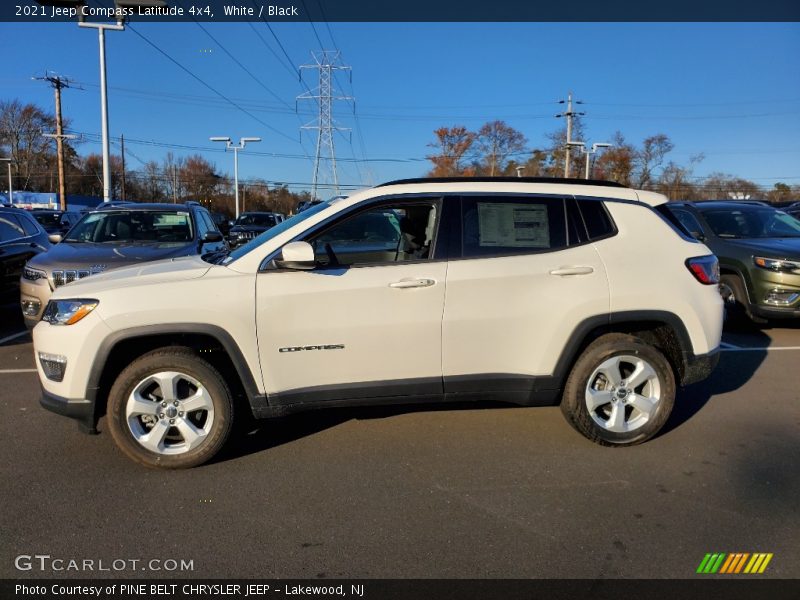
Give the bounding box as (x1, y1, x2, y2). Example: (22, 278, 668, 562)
(0, 99, 62, 191)
(594, 132, 636, 185)
(426, 126, 476, 177)
(635, 134, 674, 188)
(475, 120, 527, 176)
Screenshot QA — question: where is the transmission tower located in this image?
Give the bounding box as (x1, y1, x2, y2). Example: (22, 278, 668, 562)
(297, 51, 352, 199)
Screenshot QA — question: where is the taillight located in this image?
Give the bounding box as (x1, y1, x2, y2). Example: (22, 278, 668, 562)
(686, 255, 720, 285)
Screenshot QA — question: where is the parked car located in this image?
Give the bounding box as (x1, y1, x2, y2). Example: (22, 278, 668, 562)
(784, 202, 800, 219)
(32, 177, 723, 468)
(30, 209, 83, 235)
(665, 201, 800, 322)
(20, 202, 227, 327)
(0, 207, 50, 304)
(211, 212, 231, 237)
(227, 211, 284, 248)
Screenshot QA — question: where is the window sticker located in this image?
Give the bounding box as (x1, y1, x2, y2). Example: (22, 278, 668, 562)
(477, 203, 550, 248)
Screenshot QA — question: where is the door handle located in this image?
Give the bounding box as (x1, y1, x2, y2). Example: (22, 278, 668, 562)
(389, 278, 436, 289)
(549, 266, 594, 276)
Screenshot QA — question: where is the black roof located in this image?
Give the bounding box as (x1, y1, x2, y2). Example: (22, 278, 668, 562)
(376, 176, 626, 188)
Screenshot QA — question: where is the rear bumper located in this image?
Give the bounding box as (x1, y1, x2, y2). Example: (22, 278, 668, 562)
(681, 347, 720, 386)
(40, 387, 98, 434)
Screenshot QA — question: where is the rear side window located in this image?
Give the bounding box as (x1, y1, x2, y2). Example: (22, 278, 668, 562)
(656, 205, 700, 241)
(19, 212, 41, 237)
(461, 196, 567, 258)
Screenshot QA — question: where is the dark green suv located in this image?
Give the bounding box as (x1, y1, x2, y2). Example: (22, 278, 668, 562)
(665, 201, 800, 322)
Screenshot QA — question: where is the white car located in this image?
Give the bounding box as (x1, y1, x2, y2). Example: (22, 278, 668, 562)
(33, 178, 723, 468)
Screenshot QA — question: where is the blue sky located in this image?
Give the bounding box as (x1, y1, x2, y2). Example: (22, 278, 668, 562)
(2, 21, 799, 194)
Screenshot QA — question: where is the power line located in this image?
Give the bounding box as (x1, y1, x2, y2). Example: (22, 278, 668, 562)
(125, 24, 301, 145)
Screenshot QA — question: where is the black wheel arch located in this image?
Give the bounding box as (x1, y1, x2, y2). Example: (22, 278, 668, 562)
(86, 324, 266, 426)
(552, 311, 703, 388)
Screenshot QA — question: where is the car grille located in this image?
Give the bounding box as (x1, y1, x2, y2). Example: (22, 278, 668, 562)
(52, 266, 106, 288)
(237, 231, 259, 240)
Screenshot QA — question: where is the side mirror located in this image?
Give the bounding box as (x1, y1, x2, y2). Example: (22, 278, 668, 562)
(202, 231, 223, 243)
(48, 234, 63, 244)
(274, 241, 315, 270)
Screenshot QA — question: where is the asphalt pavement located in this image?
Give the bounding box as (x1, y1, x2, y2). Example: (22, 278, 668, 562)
(1, 309, 798, 580)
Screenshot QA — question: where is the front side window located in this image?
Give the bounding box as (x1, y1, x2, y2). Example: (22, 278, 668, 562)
(461, 196, 567, 258)
(306, 202, 438, 267)
(19, 212, 41, 237)
(0, 214, 26, 242)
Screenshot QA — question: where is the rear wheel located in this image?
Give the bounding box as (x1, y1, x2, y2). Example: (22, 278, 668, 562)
(561, 334, 675, 446)
(107, 348, 233, 468)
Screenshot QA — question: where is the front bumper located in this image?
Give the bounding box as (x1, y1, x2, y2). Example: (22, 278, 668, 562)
(751, 304, 800, 320)
(40, 386, 98, 434)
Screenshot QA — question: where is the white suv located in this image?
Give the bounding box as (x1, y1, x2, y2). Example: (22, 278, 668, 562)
(33, 178, 723, 468)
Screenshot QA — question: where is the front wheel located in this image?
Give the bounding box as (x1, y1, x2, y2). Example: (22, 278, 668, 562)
(560, 334, 676, 446)
(107, 348, 234, 468)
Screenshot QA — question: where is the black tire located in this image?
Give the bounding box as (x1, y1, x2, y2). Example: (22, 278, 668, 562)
(107, 347, 234, 469)
(719, 274, 766, 325)
(560, 333, 676, 447)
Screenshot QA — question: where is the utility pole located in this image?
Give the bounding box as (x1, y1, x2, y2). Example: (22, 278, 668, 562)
(35, 73, 73, 210)
(172, 165, 178, 203)
(297, 51, 352, 199)
(120, 134, 126, 201)
(0, 158, 12, 205)
(556, 92, 585, 178)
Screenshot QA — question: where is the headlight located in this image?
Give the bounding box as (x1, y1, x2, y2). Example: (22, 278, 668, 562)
(753, 256, 800, 273)
(22, 267, 47, 281)
(42, 299, 99, 326)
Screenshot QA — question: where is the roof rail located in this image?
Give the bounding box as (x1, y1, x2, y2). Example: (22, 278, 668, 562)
(376, 176, 627, 188)
(184, 200, 201, 207)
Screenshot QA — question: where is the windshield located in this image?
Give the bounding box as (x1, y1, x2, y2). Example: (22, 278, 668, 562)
(65, 210, 195, 243)
(701, 208, 800, 239)
(224, 201, 330, 263)
(33, 212, 62, 226)
(235, 213, 277, 227)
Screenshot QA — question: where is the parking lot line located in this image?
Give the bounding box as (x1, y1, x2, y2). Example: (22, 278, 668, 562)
(0, 331, 29, 346)
(720, 346, 800, 352)
(0, 369, 37, 374)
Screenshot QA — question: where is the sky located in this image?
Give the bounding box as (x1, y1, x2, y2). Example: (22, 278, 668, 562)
(1, 21, 799, 195)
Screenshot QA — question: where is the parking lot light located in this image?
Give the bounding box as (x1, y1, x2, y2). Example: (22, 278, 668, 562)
(210, 136, 262, 219)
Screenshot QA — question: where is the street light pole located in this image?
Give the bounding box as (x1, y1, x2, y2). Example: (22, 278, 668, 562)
(36, 1, 168, 203)
(210, 137, 261, 219)
(78, 21, 124, 203)
(584, 142, 612, 179)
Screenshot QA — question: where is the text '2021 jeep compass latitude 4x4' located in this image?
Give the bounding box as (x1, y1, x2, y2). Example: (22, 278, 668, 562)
(33, 178, 723, 468)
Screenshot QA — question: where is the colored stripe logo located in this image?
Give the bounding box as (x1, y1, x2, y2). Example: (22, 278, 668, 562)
(696, 553, 773, 574)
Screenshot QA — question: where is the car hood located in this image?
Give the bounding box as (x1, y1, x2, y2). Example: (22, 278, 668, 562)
(51, 255, 212, 297)
(27, 241, 196, 271)
(728, 238, 800, 259)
